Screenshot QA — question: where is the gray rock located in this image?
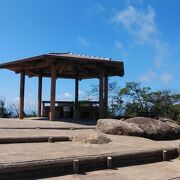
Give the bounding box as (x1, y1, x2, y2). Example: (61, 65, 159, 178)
(72, 133, 111, 144)
(159, 118, 180, 125)
(126, 117, 180, 140)
(96, 119, 145, 137)
(96, 117, 180, 140)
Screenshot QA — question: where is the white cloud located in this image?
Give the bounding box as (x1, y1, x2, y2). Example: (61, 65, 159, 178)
(160, 73, 172, 83)
(139, 70, 172, 83)
(112, 5, 169, 68)
(153, 39, 169, 68)
(13, 97, 19, 101)
(113, 40, 128, 58)
(78, 36, 89, 46)
(124, 0, 144, 5)
(87, 3, 106, 14)
(113, 5, 157, 44)
(79, 90, 86, 96)
(12, 96, 37, 113)
(57, 91, 87, 101)
(94, 3, 106, 13)
(139, 70, 157, 82)
(63, 92, 72, 98)
(58, 92, 73, 101)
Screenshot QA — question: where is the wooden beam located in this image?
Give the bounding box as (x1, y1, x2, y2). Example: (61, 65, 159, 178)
(73, 66, 92, 74)
(26, 70, 39, 76)
(58, 65, 66, 74)
(17, 60, 51, 70)
(50, 64, 56, 121)
(104, 76, 108, 118)
(41, 73, 75, 79)
(99, 73, 104, 119)
(37, 75, 42, 117)
(19, 71, 25, 119)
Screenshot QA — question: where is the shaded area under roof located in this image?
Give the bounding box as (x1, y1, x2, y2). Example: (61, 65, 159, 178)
(0, 52, 124, 79)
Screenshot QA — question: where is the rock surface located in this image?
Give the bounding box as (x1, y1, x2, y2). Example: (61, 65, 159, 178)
(159, 118, 180, 126)
(72, 133, 111, 144)
(97, 117, 180, 140)
(96, 119, 145, 137)
(126, 117, 180, 140)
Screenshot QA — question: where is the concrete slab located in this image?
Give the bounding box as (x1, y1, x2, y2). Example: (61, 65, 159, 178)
(0, 129, 96, 138)
(42, 159, 180, 180)
(0, 118, 179, 179)
(0, 119, 179, 164)
(0, 135, 179, 164)
(0, 118, 96, 129)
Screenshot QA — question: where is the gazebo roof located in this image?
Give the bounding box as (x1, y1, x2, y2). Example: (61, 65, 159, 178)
(0, 52, 124, 79)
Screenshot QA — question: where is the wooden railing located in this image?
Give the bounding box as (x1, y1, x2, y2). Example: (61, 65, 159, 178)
(42, 100, 99, 119)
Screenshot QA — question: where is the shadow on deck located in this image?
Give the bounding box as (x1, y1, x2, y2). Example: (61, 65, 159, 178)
(30, 117, 97, 126)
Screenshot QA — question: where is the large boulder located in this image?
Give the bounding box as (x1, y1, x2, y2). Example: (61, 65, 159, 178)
(96, 117, 180, 140)
(126, 117, 180, 140)
(96, 119, 145, 137)
(159, 118, 180, 126)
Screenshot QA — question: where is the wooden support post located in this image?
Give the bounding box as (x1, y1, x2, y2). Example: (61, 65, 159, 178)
(104, 76, 108, 118)
(99, 73, 104, 119)
(42, 101, 45, 117)
(37, 75, 42, 117)
(50, 64, 56, 121)
(19, 71, 25, 119)
(74, 78, 79, 119)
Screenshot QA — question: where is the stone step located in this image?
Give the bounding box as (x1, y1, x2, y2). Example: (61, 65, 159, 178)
(0, 136, 71, 144)
(0, 147, 178, 179)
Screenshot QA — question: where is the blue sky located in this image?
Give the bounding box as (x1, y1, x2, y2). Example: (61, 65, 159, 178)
(0, 0, 179, 111)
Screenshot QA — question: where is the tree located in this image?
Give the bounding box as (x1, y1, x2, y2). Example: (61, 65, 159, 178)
(148, 90, 178, 118)
(87, 81, 180, 121)
(87, 81, 123, 118)
(170, 104, 180, 121)
(0, 97, 11, 118)
(119, 82, 180, 121)
(107, 82, 123, 117)
(0, 97, 19, 118)
(119, 82, 152, 117)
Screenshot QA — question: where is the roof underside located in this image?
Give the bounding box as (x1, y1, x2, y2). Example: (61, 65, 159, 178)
(0, 53, 124, 79)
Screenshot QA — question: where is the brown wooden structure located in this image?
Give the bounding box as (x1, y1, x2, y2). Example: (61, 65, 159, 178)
(0, 52, 124, 120)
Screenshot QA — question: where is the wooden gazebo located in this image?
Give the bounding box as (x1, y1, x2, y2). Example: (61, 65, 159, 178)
(0, 52, 124, 120)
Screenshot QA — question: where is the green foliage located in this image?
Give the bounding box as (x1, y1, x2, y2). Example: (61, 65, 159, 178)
(0, 96, 37, 118)
(87, 81, 123, 118)
(0, 97, 18, 118)
(119, 82, 151, 117)
(170, 104, 180, 121)
(107, 82, 123, 118)
(0, 97, 9, 118)
(119, 82, 180, 121)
